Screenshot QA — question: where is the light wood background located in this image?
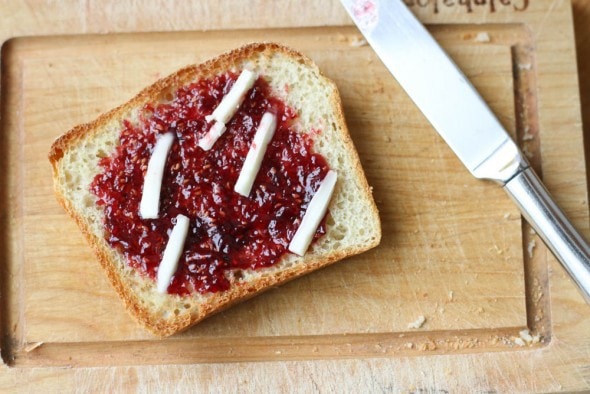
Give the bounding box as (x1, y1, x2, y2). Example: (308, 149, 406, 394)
(1, 0, 590, 392)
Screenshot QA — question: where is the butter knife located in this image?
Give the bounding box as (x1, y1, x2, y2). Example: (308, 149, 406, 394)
(340, 0, 590, 303)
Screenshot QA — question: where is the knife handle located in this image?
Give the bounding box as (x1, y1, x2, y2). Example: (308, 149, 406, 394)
(504, 167, 590, 304)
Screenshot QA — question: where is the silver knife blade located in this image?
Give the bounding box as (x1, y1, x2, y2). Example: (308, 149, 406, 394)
(340, 0, 524, 182)
(340, 0, 590, 303)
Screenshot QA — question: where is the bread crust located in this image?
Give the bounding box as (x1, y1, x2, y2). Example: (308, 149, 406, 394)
(49, 42, 381, 337)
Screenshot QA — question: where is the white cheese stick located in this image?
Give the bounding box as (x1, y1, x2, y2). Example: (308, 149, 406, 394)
(288, 170, 338, 256)
(198, 120, 227, 151)
(139, 132, 175, 219)
(157, 214, 190, 293)
(234, 112, 277, 196)
(205, 69, 257, 124)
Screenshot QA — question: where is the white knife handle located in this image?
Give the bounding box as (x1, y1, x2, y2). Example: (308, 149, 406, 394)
(504, 167, 590, 303)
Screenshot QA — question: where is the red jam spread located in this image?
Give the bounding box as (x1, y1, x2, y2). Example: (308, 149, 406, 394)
(91, 72, 330, 295)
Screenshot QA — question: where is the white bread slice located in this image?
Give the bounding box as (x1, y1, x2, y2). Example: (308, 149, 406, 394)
(48, 43, 381, 337)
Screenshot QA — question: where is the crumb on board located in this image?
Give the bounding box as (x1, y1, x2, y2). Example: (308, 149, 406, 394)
(512, 329, 541, 347)
(522, 145, 534, 159)
(350, 36, 368, 47)
(419, 340, 437, 351)
(522, 126, 534, 141)
(336, 33, 368, 47)
(527, 239, 537, 259)
(514, 337, 526, 347)
(518, 63, 532, 70)
(474, 32, 491, 42)
(407, 315, 426, 329)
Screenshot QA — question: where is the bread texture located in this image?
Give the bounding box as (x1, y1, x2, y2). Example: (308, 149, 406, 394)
(48, 43, 381, 337)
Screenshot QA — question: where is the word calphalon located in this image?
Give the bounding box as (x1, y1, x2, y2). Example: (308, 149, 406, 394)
(403, 0, 529, 14)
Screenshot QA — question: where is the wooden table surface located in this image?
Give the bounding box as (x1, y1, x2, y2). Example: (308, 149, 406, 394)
(2, 0, 590, 392)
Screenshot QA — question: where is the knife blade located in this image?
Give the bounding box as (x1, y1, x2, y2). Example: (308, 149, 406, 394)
(340, 0, 590, 303)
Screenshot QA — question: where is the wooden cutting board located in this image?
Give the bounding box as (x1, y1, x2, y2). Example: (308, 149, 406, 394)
(1, 1, 589, 392)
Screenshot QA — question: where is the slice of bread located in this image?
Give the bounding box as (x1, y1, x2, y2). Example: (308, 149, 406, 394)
(48, 42, 381, 337)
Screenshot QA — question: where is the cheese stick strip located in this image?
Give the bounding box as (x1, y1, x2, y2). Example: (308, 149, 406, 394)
(198, 121, 227, 151)
(139, 132, 175, 219)
(199, 69, 257, 150)
(234, 112, 277, 196)
(205, 69, 257, 124)
(157, 214, 190, 293)
(288, 170, 338, 256)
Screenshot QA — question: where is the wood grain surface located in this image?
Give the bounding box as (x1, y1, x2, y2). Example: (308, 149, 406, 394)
(5, 26, 528, 351)
(1, 0, 590, 392)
